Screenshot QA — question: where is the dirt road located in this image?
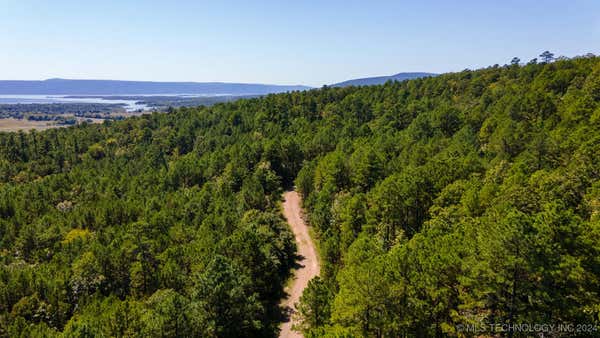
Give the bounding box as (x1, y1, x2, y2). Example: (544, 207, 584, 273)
(280, 191, 320, 338)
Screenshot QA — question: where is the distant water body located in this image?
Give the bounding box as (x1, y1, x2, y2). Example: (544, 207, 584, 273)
(0, 95, 149, 111)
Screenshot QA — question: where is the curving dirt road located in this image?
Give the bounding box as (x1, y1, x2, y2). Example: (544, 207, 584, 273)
(280, 191, 320, 338)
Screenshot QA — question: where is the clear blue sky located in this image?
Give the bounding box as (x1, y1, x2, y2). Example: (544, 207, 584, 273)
(1, 0, 599, 86)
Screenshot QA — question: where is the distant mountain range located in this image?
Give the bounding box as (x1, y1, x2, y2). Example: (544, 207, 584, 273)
(0, 79, 311, 95)
(0, 73, 438, 96)
(331, 72, 437, 87)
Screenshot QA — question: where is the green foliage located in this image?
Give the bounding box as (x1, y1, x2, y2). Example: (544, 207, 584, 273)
(0, 97, 296, 336)
(294, 56, 600, 336)
(295, 276, 333, 333)
(1, 55, 599, 337)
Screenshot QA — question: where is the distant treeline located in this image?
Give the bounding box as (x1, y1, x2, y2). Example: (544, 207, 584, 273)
(0, 103, 126, 117)
(25, 115, 77, 125)
(0, 96, 261, 121)
(64, 94, 262, 109)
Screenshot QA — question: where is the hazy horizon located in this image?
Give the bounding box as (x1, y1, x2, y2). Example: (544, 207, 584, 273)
(0, 77, 312, 87)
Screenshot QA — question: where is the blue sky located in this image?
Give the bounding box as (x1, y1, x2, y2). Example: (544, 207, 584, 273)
(1, 0, 599, 86)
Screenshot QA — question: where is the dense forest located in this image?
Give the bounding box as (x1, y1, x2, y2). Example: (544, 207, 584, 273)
(0, 55, 599, 337)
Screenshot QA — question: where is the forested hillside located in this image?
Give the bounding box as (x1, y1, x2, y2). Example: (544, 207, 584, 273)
(331, 72, 436, 87)
(1, 55, 599, 337)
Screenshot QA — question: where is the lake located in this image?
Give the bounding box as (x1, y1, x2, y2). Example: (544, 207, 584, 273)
(0, 95, 148, 111)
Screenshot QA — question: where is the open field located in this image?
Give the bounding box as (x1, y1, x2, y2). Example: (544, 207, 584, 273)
(0, 118, 105, 132)
(0, 118, 60, 132)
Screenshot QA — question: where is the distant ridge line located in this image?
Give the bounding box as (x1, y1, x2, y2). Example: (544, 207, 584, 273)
(0, 78, 311, 95)
(331, 72, 437, 87)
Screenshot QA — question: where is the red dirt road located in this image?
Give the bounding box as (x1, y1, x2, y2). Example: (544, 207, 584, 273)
(279, 191, 320, 338)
